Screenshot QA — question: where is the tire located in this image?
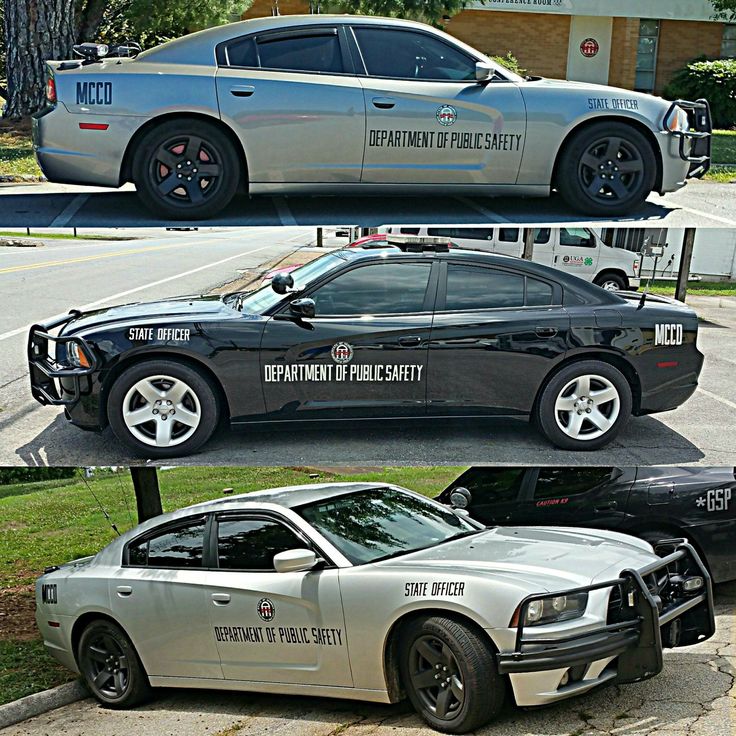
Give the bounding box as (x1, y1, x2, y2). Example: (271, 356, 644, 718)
(594, 272, 628, 291)
(132, 118, 241, 220)
(398, 616, 504, 734)
(107, 359, 220, 458)
(556, 122, 657, 216)
(77, 619, 151, 708)
(535, 360, 633, 451)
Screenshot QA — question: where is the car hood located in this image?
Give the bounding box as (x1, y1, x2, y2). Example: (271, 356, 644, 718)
(522, 76, 665, 103)
(379, 526, 656, 590)
(62, 294, 238, 335)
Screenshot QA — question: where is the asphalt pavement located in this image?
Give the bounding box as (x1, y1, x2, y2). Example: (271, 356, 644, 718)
(3, 582, 734, 736)
(1, 178, 736, 228)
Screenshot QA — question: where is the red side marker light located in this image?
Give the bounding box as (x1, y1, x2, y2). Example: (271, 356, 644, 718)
(48, 621, 61, 628)
(657, 361, 679, 368)
(78, 122, 109, 130)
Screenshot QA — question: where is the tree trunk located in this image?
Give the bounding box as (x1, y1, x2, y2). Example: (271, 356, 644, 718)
(131, 467, 163, 523)
(4, 0, 75, 119)
(76, 0, 108, 45)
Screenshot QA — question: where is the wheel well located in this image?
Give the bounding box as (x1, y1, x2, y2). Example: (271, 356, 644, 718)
(624, 524, 711, 574)
(99, 352, 232, 428)
(593, 269, 628, 286)
(382, 608, 500, 703)
(71, 611, 126, 666)
(120, 113, 248, 189)
(533, 352, 642, 416)
(553, 116, 663, 193)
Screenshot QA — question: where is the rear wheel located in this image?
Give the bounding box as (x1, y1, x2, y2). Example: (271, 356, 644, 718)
(594, 272, 628, 291)
(78, 619, 151, 708)
(133, 119, 240, 220)
(557, 122, 656, 216)
(399, 616, 504, 734)
(107, 359, 220, 458)
(536, 360, 632, 450)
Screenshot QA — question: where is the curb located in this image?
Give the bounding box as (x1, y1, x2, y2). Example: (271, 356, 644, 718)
(0, 175, 46, 183)
(0, 680, 88, 729)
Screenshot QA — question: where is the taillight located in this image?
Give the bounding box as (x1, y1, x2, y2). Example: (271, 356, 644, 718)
(633, 260, 640, 273)
(46, 75, 57, 105)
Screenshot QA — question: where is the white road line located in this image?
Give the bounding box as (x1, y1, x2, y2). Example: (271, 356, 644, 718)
(0, 241, 285, 342)
(273, 197, 298, 226)
(697, 387, 736, 411)
(454, 197, 512, 223)
(647, 196, 736, 227)
(48, 194, 91, 227)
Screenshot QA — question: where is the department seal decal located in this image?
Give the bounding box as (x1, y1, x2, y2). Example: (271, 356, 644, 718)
(257, 598, 275, 621)
(331, 342, 354, 364)
(436, 105, 457, 126)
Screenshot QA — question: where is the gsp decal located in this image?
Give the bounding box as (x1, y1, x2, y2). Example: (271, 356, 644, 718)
(41, 583, 58, 604)
(436, 105, 457, 126)
(404, 581, 466, 597)
(128, 327, 191, 342)
(257, 597, 275, 621)
(654, 324, 683, 346)
(214, 625, 343, 646)
(76, 81, 113, 105)
(696, 488, 732, 512)
(264, 364, 424, 383)
(331, 342, 354, 365)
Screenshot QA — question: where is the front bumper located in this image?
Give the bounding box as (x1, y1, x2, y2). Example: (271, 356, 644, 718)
(497, 542, 715, 706)
(665, 99, 712, 179)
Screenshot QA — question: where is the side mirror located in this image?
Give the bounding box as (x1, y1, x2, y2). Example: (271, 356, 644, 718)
(271, 272, 294, 295)
(289, 297, 315, 319)
(449, 486, 472, 509)
(475, 61, 494, 82)
(274, 548, 318, 573)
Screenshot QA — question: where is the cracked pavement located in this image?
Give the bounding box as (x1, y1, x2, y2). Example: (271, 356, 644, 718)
(3, 582, 734, 736)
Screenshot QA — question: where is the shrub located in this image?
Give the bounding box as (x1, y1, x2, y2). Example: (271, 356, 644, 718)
(489, 51, 526, 77)
(663, 56, 736, 129)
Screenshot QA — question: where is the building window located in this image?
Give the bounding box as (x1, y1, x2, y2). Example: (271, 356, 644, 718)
(635, 19, 660, 92)
(723, 25, 736, 58)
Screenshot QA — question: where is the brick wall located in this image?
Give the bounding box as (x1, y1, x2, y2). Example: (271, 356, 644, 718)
(655, 19, 723, 93)
(608, 17, 639, 89)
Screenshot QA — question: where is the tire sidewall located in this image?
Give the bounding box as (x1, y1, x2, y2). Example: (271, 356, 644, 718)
(558, 122, 656, 216)
(595, 273, 627, 291)
(537, 360, 632, 450)
(107, 359, 219, 458)
(133, 119, 240, 220)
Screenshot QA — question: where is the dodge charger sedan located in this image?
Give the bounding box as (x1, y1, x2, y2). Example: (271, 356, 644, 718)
(36, 483, 715, 733)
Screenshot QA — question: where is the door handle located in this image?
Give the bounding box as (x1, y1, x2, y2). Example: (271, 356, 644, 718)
(372, 97, 395, 109)
(211, 593, 231, 605)
(230, 85, 255, 98)
(398, 335, 422, 347)
(116, 586, 132, 597)
(594, 501, 618, 512)
(535, 327, 558, 338)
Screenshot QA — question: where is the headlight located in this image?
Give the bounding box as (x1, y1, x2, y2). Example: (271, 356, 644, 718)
(666, 105, 690, 133)
(513, 592, 589, 627)
(66, 341, 91, 369)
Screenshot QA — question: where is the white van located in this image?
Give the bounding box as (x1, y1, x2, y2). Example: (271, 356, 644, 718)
(383, 226, 641, 291)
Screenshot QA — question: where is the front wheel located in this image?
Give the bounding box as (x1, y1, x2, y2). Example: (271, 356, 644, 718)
(77, 619, 151, 708)
(107, 359, 220, 458)
(556, 122, 657, 216)
(595, 272, 628, 291)
(536, 360, 633, 450)
(399, 616, 504, 734)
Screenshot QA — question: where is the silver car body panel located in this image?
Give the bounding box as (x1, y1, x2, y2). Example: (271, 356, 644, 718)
(33, 15, 691, 195)
(35, 482, 698, 709)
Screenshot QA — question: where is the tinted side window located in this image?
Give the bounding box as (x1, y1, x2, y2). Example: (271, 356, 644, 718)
(311, 262, 432, 316)
(354, 27, 475, 80)
(452, 468, 526, 505)
(224, 36, 258, 67)
(217, 518, 304, 570)
(560, 228, 594, 247)
(445, 265, 524, 310)
(535, 468, 614, 500)
(526, 277, 554, 306)
(428, 227, 493, 241)
(534, 228, 551, 244)
(498, 228, 520, 243)
(129, 520, 206, 568)
(257, 32, 343, 74)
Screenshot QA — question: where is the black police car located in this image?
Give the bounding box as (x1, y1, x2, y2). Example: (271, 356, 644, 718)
(28, 240, 703, 458)
(438, 466, 736, 583)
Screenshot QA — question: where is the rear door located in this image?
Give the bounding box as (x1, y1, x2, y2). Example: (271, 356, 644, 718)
(259, 258, 438, 420)
(216, 25, 366, 184)
(207, 513, 351, 685)
(427, 259, 570, 416)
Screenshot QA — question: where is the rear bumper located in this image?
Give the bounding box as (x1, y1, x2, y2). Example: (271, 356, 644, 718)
(497, 543, 715, 706)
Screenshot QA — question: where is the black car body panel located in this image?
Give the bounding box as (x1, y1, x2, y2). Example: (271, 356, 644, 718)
(437, 466, 736, 583)
(28, 248, 703, 434)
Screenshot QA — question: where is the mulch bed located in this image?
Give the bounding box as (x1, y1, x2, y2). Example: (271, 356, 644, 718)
(0, 586, 38, 641)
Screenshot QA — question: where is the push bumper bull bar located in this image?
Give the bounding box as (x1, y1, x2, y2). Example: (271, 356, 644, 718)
(497, 542, 715, 682)
(28, 311, 97, 406)
(665, 99, 712, 178)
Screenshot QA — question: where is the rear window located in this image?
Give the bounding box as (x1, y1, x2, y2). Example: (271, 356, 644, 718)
(127, 519, 206, 568)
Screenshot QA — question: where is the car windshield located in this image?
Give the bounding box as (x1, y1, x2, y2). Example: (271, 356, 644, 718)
(231, 252, 349, 314)
(296, 487, 481, 565)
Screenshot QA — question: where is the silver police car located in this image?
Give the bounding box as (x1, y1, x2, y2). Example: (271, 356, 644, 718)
(36, 483, 715, 733)
(33, 15, 711, 220)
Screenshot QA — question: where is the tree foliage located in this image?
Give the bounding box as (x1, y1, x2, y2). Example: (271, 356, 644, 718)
(321, 0, 468, 25)
(0, 468, 77, 485)
(711, 0, 736, 22)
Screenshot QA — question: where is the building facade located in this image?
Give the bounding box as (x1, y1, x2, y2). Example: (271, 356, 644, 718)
(241, 0, 734, 93)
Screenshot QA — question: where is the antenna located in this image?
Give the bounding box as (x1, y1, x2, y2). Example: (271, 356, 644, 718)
(78, 468, 121, 536)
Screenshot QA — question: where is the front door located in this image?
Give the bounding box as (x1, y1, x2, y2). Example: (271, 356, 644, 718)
(427, 261, 570, 416)
(259, 259, 437, 420)
(350, 25, 526, 185)
(207, 513, 352, 685)
(552, 228, 600, 280)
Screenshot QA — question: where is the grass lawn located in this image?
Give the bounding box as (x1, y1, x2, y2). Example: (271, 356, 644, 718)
(0, 466, 464, 705)
(0, 231, 134, 241)
(648, 280, 736, 297)
(711, 129, 736, 164)
(0, 124, 41, 177)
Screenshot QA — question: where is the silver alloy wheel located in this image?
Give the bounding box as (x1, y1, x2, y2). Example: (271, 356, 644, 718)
(554, 373, 620, 441)
(122, 374, 201, 447)
(601, 280, 620, 291)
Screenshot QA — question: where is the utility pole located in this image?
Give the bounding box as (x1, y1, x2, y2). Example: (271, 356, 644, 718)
(675, 228, 696, 302)
(316, 227, 323, 247)
(130, 467, 163, 522)
(522, 228, 535, 260)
